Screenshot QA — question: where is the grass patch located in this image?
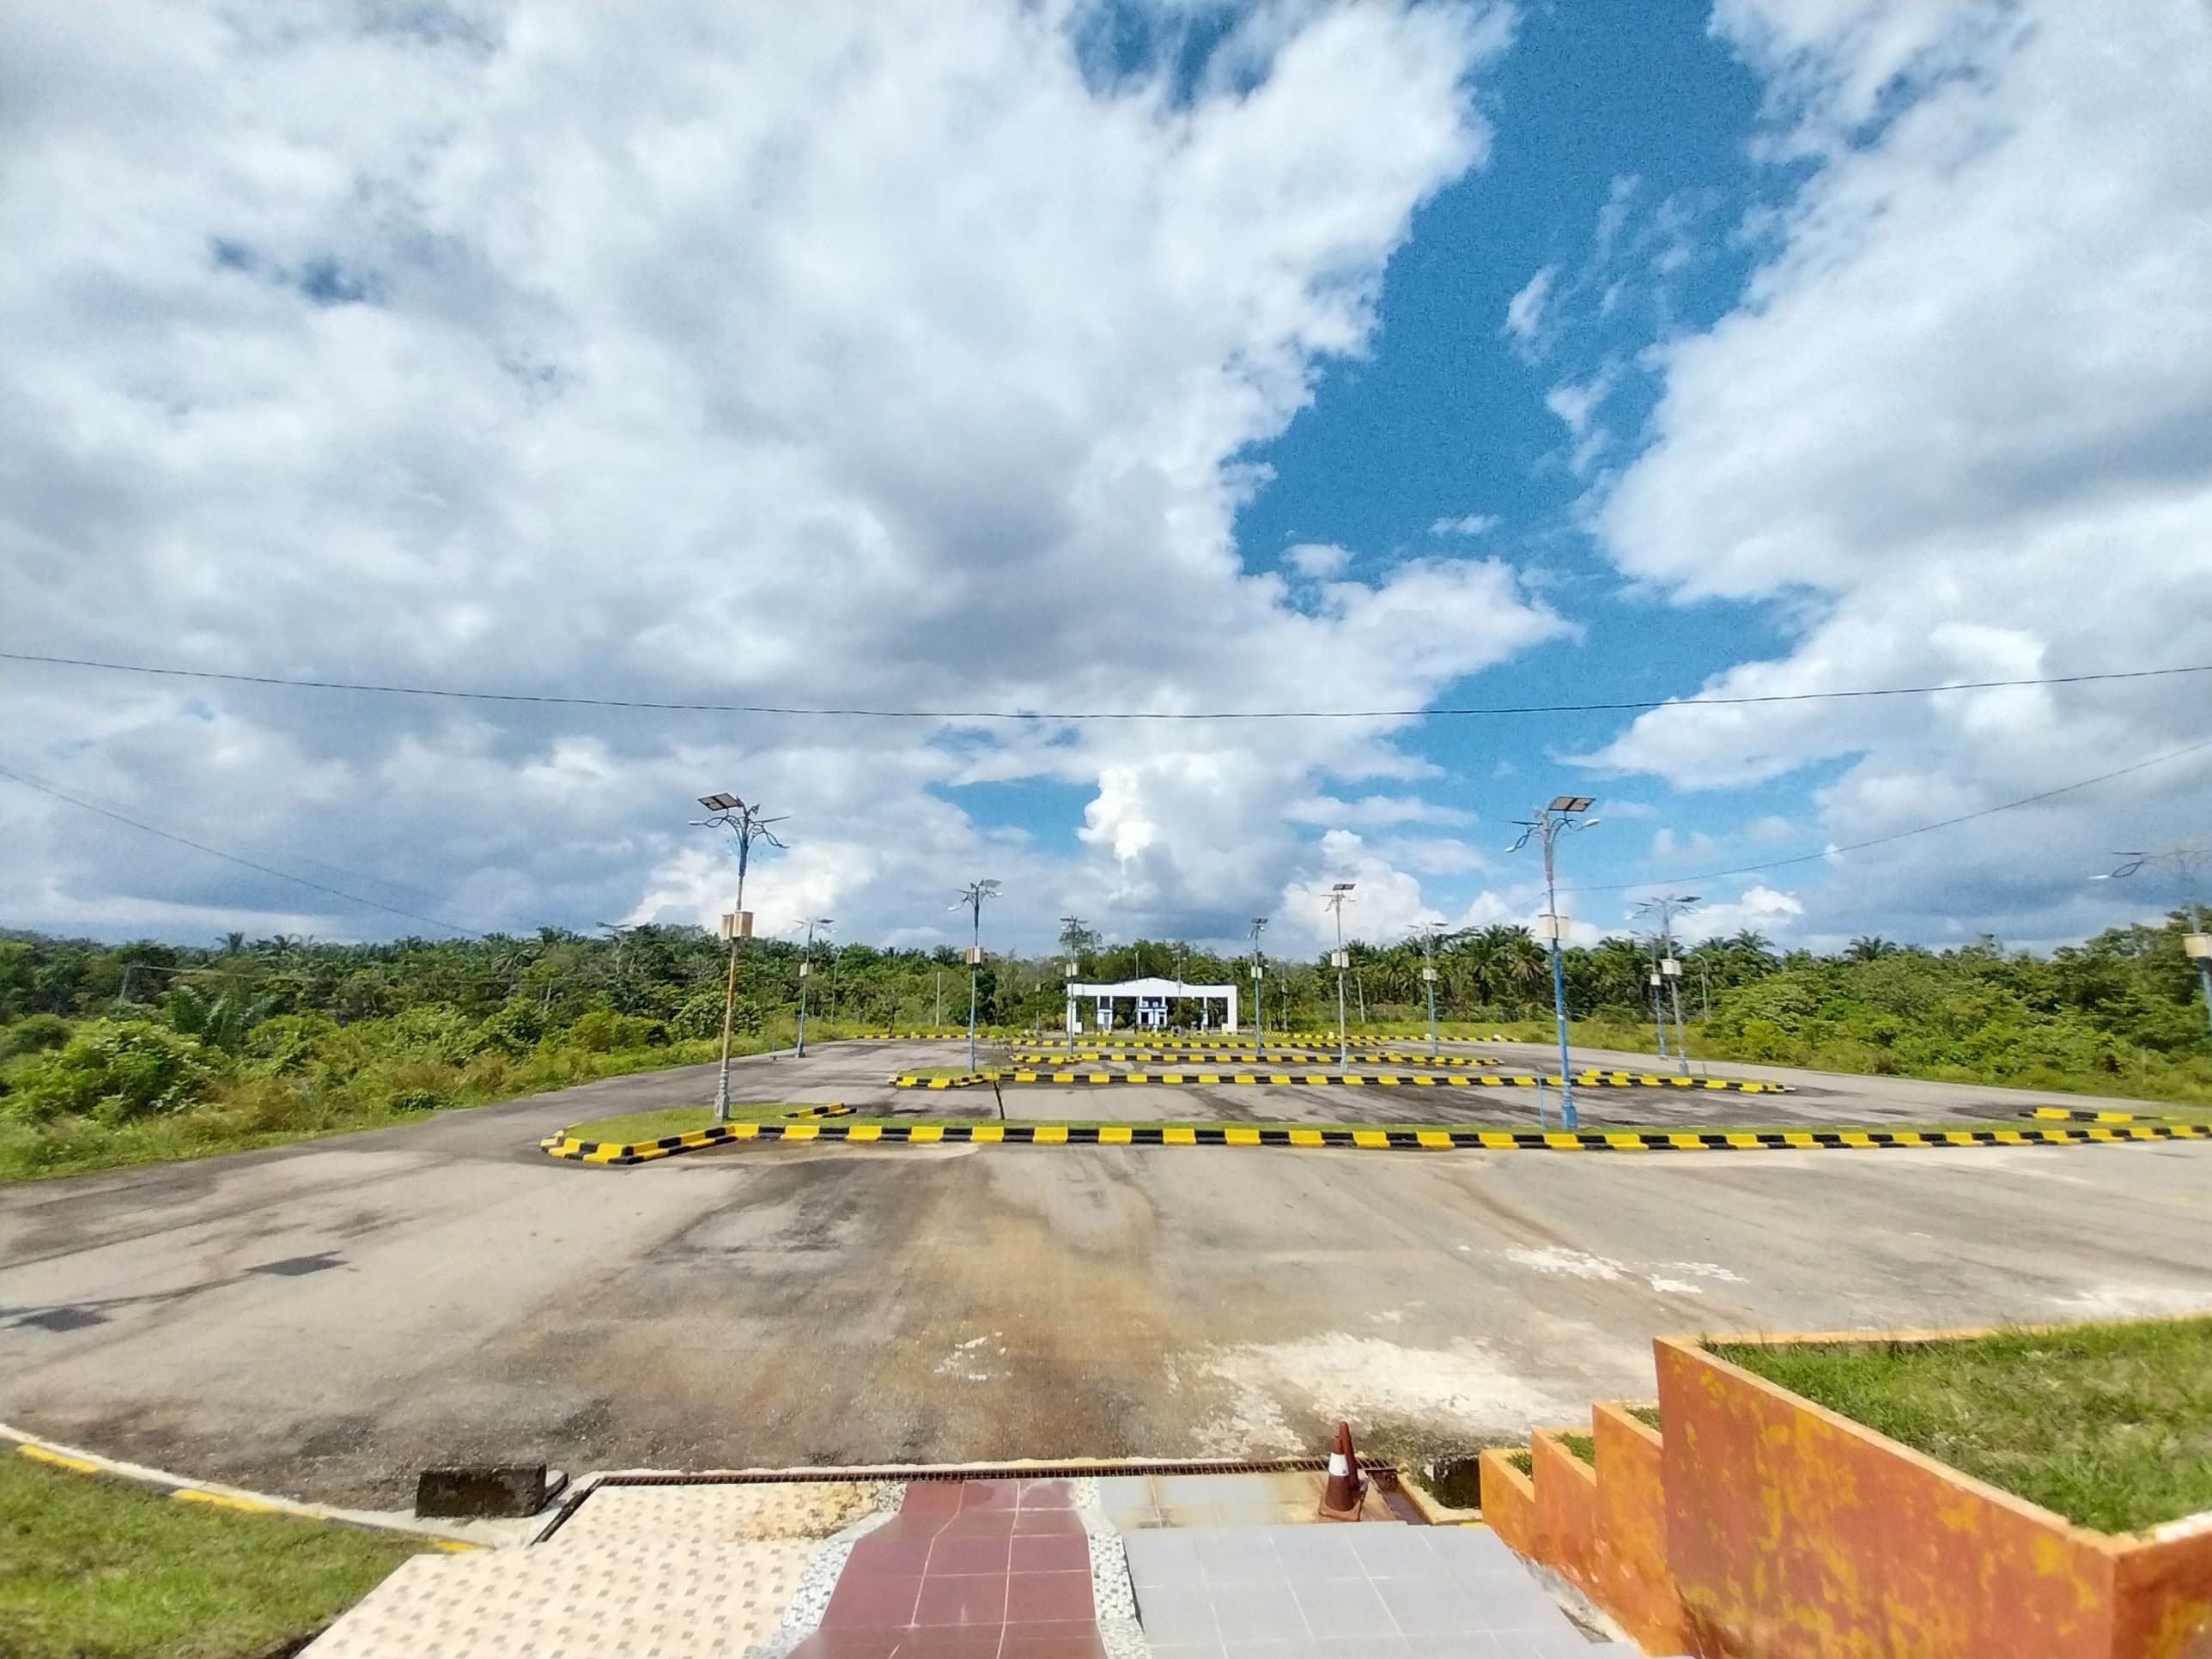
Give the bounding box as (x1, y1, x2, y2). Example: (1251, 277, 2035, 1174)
(0, 1454, 430, 1659)
(1504, 1449, 1533, 1476)
(1709, 1316, 2212, 1534)
(1626, 1405, 1662, 1432)
(1557, 1432, 1595, 1465)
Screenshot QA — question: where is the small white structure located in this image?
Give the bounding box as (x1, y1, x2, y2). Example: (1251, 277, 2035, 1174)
(1066, 976, 1238, 1034)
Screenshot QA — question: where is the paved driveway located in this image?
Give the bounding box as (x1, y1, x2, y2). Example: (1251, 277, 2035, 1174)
(4, 1041, 2208, 1506)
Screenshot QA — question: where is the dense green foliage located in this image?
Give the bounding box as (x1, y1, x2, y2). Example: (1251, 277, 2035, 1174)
(2, 909, 2205, 1179)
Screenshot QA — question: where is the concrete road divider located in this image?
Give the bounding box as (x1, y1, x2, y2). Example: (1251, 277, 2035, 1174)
(541, 1118, 2210, 1166)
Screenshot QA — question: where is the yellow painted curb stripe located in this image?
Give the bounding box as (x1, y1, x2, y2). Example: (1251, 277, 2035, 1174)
(19, 1444, 99, 1474)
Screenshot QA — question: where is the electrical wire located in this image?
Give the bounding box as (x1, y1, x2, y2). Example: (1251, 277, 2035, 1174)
(1559, 733, 2212, 896)
(4, 649, 2207, 722)
(0, 763, 489, 937)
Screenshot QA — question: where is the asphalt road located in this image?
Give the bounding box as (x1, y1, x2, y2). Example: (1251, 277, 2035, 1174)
(3, 1038, 2208, 1507)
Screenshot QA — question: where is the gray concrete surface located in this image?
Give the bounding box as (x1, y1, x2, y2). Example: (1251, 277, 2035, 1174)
(3, 1038, 2208, 1508)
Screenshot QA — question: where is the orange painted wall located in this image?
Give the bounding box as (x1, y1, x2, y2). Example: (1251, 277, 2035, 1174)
(2107, 1523, 2212, 1659)
(1479, 1447, 1538, 1560)
(1532, 1429, 1601, 1592)
(1589, 1402, 1692, 1656)
(1656, 1337, 2119, 1659)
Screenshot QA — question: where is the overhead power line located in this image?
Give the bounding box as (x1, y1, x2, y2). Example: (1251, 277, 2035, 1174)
(3, 649, 2207, 722)
(0, 763, 490, 937)
(1561, 733, 2212, 896)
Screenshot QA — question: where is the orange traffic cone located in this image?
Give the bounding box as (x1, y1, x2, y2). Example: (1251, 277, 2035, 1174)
(1317, 1420, 1364, 1522)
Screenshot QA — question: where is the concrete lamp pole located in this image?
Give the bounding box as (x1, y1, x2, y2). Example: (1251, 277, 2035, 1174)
(1635, 894, 1700, 1076)
(1419, 921, 1443, 1057)
(1326, 883, 1356, 1068)
(1511, 797, 1598, 1131)
(693, 793, 788, 1123)
(793, 917, 832, 1057)
(2095, 845, 2212, 1044)
(1250, 916, 1268, 1047)
(954, 879, 1002, 1071)
(1060, 914, 1087, 1057)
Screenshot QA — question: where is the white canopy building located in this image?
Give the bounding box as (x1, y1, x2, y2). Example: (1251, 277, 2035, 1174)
(1066, 976, 1238, 1033)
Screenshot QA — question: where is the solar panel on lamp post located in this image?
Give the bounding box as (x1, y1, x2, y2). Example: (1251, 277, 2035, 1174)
(692, 793, 787, 1122)
(1632, 894, 1701, 1074)
(1510, 797, 1598, 1130)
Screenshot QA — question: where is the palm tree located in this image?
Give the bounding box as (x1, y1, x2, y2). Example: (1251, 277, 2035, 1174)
(1846, 936, 1899, 962)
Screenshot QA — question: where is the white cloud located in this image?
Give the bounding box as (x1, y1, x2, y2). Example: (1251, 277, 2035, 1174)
(0, 0, 1551, 950)
(1500, 263, 1554, 354)
(1668, 885, 1804, 945)
(1583, 2, 2212, 945)
(1285, 794, 1473, 830)
(1650, 827, 1718, 864)
(1285, 541, 1352, 579)
(1428, 513, 1500, 537)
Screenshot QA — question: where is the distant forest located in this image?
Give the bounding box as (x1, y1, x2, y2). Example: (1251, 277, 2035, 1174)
(3, 914, 2207, 1180)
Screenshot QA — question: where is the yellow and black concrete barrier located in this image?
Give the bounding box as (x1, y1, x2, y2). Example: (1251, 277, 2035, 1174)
(893, 1069, 1795, 1093)
(543, 1117, 2212, 1167)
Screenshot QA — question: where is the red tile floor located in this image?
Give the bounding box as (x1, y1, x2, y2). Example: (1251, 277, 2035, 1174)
(787, 1478, 1108, 1658)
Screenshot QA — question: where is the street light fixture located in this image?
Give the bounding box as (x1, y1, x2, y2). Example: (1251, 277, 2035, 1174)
(1326, 883, 1356, 1068)
(793, 917, 833, 1057)
(692, 793, 788, 1122)
(952, 879, 1002, 1070)
(1510, 797, 1599, 1129)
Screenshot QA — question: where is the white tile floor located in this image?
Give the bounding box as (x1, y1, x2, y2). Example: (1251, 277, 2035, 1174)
(1121, 1523, 1666, 1658)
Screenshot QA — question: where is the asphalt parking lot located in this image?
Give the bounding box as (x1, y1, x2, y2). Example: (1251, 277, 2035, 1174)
(4, 1038, 2208, 1508)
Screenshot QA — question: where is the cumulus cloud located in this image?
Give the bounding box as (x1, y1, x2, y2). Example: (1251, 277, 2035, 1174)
(0, 0, 1552, 949)
(1428, 513, 1500, 537)
(1284, 542, 1352, 579)
(1582, 1, 2212, 945)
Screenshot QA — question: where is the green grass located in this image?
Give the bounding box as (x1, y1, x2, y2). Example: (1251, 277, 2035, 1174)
(1557, 1431, 1595, 1465)
(562, 1103, 819, 1142)
(0, 1454, 431, 1659)
(1504, 1449, 1533, 1476)
(1626, 1405, 1662, 1432)
(1709, 1317, 2212, 1534)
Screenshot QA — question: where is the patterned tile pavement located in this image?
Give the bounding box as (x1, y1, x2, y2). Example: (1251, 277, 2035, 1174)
(550, 1480, 880, 1547)
(785, 1478, 1107, 1658)
(302, 1536, 819, 1658)
(1121, 1522, 1668, 1657)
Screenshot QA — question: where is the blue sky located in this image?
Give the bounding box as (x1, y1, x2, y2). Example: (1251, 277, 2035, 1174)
(3, 1, 2209, 955)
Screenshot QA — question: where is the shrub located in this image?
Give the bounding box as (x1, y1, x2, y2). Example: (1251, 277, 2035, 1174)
(0, 1013, 72, 1058)
(473, 999, 548, 1057)
(562, 1009, 665, 1054)
(3, 1021, 215, 1124)
(386, 1086, 448, 1114)
(244, 1012, 337, 1076)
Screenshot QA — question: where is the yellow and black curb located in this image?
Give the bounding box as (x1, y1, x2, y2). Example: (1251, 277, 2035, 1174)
(540, 1103, 854, 1163)
(541, 1118, 2212, 1166)
(2027, 1106, 2192, 1125)
(894, 1069, 1795, 1093)
(1008, 1049, 1502, 1068)
(3, 1426, 483, 1548)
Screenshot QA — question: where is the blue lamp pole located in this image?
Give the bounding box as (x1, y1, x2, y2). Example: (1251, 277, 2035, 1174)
(1511, 797, 1599, 1131)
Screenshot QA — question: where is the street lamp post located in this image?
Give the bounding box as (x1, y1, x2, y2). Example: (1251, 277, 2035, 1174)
(693, 793, 788, 1123)
(1250, 916, 1268, 1046)
(2096, 845, 2212, 1044)
(793, 917, 832, 1057)
(1510, 797, 1599, 1131)
(1419, 921, 1443, 1057)
(954, 879, 1002, 1071)
(1326, 883, 1356, 1068)
(1635, 895, 1700, 1075)
(1060, 914, 1088, 1057)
